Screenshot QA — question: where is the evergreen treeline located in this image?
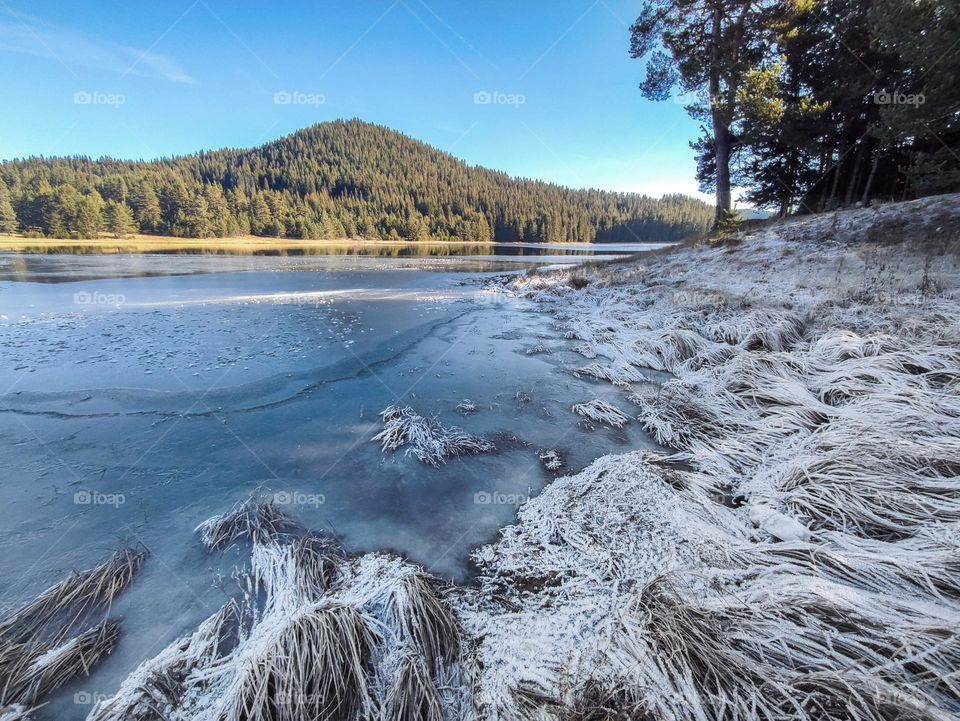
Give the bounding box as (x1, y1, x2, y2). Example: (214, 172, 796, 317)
(0, 120, 713, 242)
(631, 0, 959, 220)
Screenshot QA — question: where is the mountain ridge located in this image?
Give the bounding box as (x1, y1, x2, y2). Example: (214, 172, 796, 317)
(0, 119, 713, 243)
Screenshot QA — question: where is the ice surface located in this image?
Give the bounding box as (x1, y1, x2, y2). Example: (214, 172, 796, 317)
(0, 248, 663, 720)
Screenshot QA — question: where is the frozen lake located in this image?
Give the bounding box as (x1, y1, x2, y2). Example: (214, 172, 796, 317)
(0, 245, 663, 718)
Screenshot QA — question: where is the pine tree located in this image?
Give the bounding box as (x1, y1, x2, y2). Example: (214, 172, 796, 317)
(176, 189, 211, 237)
(729, 0, 959, 212)
(127, 181, 162, 232)
(203, 184, 230, 237)
(16, 178, 56, 232)
(0, 182, 17, 233)
(249, 194, 274, 236)
(869, 0, 960, 196)
(104, 200, 138, 238)
(73, 191, 105, 238)
(159, 180, 188, 235)
(630, 0, 774, 225)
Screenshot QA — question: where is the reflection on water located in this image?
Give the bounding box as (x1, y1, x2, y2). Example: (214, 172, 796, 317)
(0, 239, 669, 257)
(0, 241, 670, 283)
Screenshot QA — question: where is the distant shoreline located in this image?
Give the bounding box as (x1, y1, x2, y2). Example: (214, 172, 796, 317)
(0, 233, 669, 255)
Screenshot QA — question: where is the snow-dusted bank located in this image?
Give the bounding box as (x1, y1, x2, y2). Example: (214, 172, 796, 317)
(473, 193, 960, 719)
(2, 195, 958, 720)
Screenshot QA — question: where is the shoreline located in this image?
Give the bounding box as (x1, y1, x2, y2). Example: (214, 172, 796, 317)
(0, 234, 673, 255)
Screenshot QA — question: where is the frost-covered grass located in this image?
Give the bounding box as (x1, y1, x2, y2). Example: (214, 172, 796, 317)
(571, 399, 631, 428)
(0, 550, 142, 711)
(538, 449, 563, 471)
(194, 492, 301, 550)
(90, 511, 471, 721)
(464, 193, 960, 720)
(372, 405, 495, 467)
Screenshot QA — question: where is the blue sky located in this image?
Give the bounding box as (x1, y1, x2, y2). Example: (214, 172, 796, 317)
(0, 0, 710, 200)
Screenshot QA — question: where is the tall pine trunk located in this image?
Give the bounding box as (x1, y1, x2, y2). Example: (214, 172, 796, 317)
(826, 138, 845, 210)
(713, 121, 732, 223)
(844, 142, 865, 206)
(862, 142, 883, 205)
(710, 6, 732, 226)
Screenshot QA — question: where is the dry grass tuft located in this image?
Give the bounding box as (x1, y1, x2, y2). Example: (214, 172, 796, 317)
(220, 604, 377, 721)
(383, 650, 445, 721)
(389, 573, 461, 669)
(373, 405, 495, 467)
(8, 621, 120, 706)
(572, 399, 631, 428)
(90, 525, 472, 720)
(0, 550, 141, 645)
(89, 605, 236, 721)
(195, 493, 301, 550)
(620, 573, 959, 721)
(287, 534, 343, 597)
(0, 550, 141, 708)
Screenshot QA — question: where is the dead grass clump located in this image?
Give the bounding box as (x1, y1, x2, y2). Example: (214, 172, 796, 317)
(577, 362, 646, 386)
(572, 399, 631, 428)
(8, 621, 120, 706)
(89, 605, 236, 721)
(383, 650, 445, 721)
(538, 449, 564, 471)
(222, 604, 377, 721)
(777, 442, 960, 540)
(624, 575, 958, 721)
(288, 534, 343, 596)
(0, 549, 142, 645)
(389, 573, 461, 669)
(195, 493, 301, 550)
(372, 405, 494, 467)
(564, 681, 649, 721)
(457, 399, 478, 414)
(0, 550, 141, 708)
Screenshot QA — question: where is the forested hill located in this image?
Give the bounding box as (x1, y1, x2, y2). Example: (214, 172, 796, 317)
(0, 120, 713, 243)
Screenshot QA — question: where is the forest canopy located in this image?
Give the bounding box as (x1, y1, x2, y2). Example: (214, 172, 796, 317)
(0, 120, 713, 243)
(631, 0, 960, 220)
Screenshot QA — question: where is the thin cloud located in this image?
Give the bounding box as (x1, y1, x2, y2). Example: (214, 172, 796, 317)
(0, 10, 196, 83)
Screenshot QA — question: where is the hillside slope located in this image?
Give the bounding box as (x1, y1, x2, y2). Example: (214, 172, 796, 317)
(0, 120, 713, 243)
